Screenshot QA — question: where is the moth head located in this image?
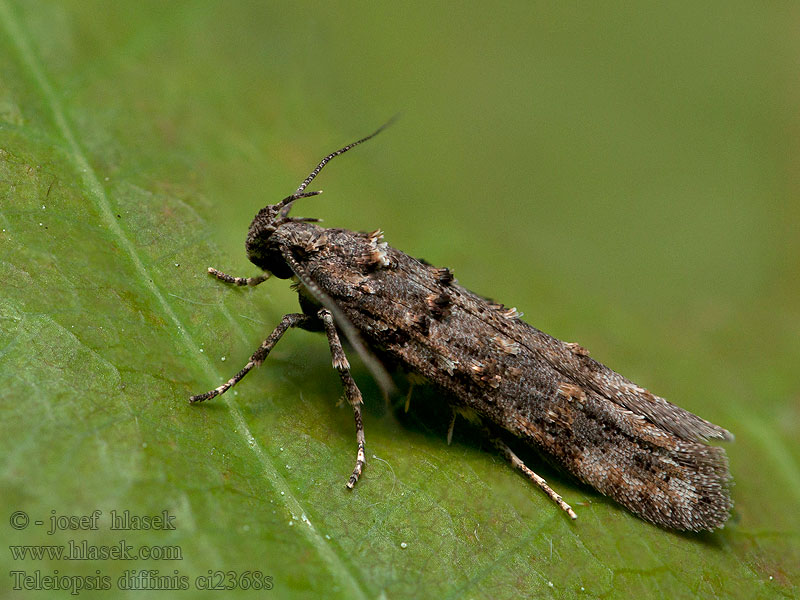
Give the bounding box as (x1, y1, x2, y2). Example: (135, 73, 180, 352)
(244, 117, 396, 276)
(244, 190, 321, 276)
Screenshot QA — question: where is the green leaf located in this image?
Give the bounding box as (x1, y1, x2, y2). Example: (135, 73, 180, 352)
(1, 2, 797, 598)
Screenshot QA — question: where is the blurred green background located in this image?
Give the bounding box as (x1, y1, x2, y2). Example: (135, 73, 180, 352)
(1, 1, 797, 598)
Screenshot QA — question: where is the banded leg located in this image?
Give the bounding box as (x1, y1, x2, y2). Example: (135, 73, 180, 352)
(491, 434, 578, 520)
(189, 313, 311, 403)
(208, 266, 269, 287)
(318, 308, 366, 488)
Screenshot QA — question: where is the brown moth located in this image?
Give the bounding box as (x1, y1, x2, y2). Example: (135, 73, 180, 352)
(191, 123, 733, 532)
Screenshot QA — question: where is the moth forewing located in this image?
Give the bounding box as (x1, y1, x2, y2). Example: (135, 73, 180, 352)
(287, 225, 733, 531)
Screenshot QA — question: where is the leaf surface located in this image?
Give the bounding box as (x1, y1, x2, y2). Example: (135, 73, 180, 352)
(1, 2, 797, 598)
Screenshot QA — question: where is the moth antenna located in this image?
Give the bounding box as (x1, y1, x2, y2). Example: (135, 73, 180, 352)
(280, 116, 398, 218)
(276, 190, 323, 212)
(282, 247, 396, 397)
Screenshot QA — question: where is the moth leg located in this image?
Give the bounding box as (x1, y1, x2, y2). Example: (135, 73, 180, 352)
(446, 409, 457, 446)
(189, 313, 311, 403)
(318, 308, 366, 489)
(403, 374, 428, 412)
(207, 266, 269, 287)
(491, 435, 578, 521)
(404, 383, 414, 413)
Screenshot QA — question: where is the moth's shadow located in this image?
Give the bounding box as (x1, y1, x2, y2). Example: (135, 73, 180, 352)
(376, 373, 585, 495)
(362, 373, 733, 543)
(269, 348, 731, 542)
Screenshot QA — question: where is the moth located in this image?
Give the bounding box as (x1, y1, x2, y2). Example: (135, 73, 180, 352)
(191, 122, 733, 532)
